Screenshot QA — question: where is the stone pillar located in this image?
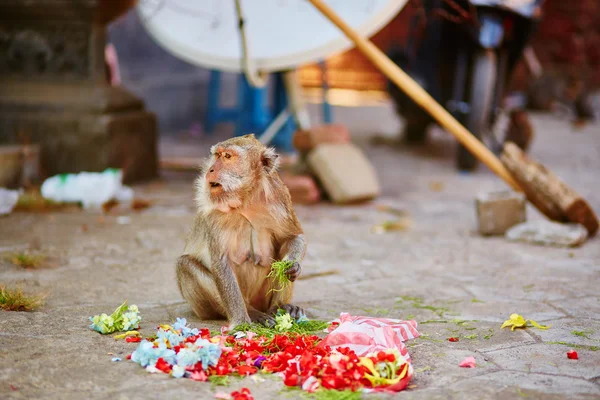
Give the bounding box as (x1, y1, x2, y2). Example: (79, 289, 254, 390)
(0, 0, 158, 184)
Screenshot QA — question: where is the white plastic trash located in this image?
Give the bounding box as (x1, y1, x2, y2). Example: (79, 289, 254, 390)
(0, 188, 20, 215)
(40, 168, 134, 209)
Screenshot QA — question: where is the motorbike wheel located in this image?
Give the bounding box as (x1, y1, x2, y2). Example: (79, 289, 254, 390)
(457, 49, 497, 171)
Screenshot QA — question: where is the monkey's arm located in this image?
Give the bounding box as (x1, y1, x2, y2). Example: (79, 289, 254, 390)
(211, 250, 251, 327)
(279, 234, 307, 282)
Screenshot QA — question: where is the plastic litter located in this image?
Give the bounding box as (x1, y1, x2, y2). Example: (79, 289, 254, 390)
(40, 168, 134, 210)
(0, 188, 20, 215)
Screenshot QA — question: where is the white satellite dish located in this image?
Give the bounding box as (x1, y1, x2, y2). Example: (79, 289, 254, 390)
(136, 0, 409, 73)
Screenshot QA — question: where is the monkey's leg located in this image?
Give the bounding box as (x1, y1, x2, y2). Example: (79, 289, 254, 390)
(266, 234, 308, 319)
(176, 254, 225, 320)
(177, 254, 251, 326)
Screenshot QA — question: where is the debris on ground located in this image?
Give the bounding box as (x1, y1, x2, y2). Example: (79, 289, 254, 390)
(0, 285, 46, 311)
(280, 173, 321, 205)
(475, 190, 526, 236)
(114, 331, 141, 340)
(7, 251, 47, 269)
(428, 182, 444, 192)
(500, 313, 550, 331)
(566, 350, 578, 360)
(13, 189, 72, 212)
(297, 269, 339, 281)
(375, 204, 410, 218)
(0, 187, 20, 215)
(118, 312, 419, 395)
(40, 168, 134, 210)
(458, 356, 476, 368)
(448, 337, 459, 342)
(370, 219, 412, 234)
(505, 220, 588, 247)
(215, 388, 254, 400)
(89, 300, 141, 334)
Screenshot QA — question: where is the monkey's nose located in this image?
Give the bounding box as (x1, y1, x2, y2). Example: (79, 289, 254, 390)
(209, 169, 214, 173)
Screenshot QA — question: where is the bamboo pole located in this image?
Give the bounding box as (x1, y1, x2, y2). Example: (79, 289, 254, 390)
(307, 0, 521, 191)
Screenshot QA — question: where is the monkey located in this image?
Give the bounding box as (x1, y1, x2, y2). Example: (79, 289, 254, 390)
(175, 134, 307, 328)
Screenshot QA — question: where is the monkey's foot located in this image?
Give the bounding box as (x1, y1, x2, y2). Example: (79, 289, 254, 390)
(269, 303, 306, 320)
(247, 307, 275, 328)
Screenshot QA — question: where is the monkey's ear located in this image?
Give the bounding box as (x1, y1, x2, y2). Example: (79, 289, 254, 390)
(242, 133, 256, 139)
(261, 147, 280, 173)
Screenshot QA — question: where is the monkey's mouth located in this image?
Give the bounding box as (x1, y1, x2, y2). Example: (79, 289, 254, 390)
(209, 182, 222, 190)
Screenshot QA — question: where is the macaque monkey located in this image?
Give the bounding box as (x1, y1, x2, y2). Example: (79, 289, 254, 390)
(176, 134, 307, 328)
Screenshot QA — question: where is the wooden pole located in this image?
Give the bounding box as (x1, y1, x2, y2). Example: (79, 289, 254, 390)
(501, 142, 598, 236)
(307, 0, 521, 191)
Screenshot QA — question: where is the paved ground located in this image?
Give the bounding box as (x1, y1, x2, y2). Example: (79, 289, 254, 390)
(1, 103, 599, 400)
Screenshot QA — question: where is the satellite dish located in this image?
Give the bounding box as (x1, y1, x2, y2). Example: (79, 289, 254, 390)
(136, 0, 409, 73)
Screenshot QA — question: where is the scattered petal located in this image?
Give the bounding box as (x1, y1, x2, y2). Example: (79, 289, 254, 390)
(214, 392, 231, 399)
(111, 357, 122, 362)
(567, 350, 578, 360)
(459, 356, 476, 368)
(448, 337, 459, 342)
(528, 319, 550, 330)
(501, 313, 550, 331)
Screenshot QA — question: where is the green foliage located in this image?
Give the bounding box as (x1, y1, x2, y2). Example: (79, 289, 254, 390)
(0, 285, 45, 311)
(267, 259, 295, 293)
(230, 310, 329, 338)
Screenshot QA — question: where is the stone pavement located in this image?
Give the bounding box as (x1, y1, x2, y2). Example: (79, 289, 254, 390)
(1, 104, 599, 399)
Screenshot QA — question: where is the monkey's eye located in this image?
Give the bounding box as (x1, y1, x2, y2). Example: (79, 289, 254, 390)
(224, 153, 232, 159)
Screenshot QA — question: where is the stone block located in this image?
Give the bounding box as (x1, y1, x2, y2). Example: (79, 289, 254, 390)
(0, 83, 158, 184)
(475, 190, 526, 236)
(292, 124, 350, 152)
(0, 0, 158, 184)
(0, 145, 23, 188)
(306, 143, 380, 204)
(280, 173, 321, 205)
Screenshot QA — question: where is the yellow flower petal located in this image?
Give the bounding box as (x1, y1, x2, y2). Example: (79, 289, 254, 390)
(528, 320, 550, 330)
(501, 313, 551, 331)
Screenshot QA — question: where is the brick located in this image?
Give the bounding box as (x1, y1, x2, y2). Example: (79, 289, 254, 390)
(292, 124, 350, 152)
(306, 143, 380, 204)
(475, 190, 526, 236)
(280, 173, 321, 205)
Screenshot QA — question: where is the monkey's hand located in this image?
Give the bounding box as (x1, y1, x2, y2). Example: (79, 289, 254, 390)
(285, 261, 301, 282)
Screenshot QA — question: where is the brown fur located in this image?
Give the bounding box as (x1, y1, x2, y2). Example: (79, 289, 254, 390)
(176, 134, 307, 327)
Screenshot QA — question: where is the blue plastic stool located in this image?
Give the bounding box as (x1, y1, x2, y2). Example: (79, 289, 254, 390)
(204, 66, 332, 153)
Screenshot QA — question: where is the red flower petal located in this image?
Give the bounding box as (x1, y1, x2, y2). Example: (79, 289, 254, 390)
(448, 337, 459, 342)
(567, 350, 578, 360)
(190, 370, 208, 381)
(284, 373, 299, 387)
(237, 365, 257, 376)
(155, 357, 172, 373)
(459, 356, 476, 368)
(126, 336, 141, 343)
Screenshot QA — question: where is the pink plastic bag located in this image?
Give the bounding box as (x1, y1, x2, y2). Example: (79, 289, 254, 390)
(319, 313, 420, 362)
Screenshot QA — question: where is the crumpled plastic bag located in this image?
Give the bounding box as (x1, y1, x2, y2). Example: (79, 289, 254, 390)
(319, 313, 420, 362)
(0, 188, 20, 215)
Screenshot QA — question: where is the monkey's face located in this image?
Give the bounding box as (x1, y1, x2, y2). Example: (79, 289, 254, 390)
(196, 135, 280, 212)
(205, 145, 246, 199)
